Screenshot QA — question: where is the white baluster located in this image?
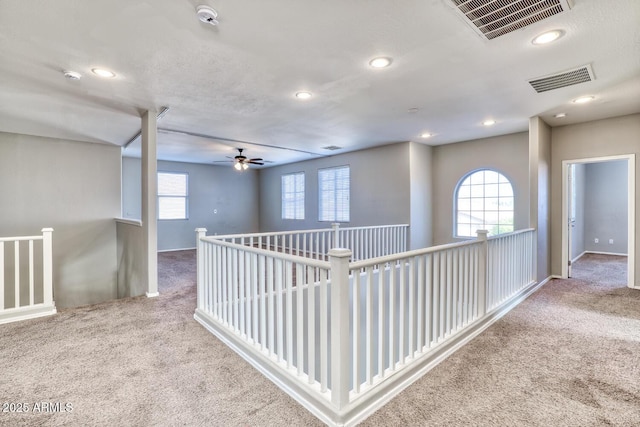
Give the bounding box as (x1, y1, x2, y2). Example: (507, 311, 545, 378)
(296, 262, 304, 376)
(28, 239, 34, 306)
(476, 230, 488, 317)
(0, 242, 3, 310)
(366, 267, 374, 384)
(319, 268, 328, 392)
(352, 266, 361, 393)
(13, 240, 20, 309)
(286, 260, 293, 368)
(307, 266, 316, 385)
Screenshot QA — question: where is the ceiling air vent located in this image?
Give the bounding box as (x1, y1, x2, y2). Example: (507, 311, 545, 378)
(447, 0, 574, 40)
(322, 145, 342, 151)
(528, 64, 595, 93)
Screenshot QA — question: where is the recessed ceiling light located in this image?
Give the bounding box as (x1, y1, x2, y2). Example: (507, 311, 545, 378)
(295, 91, 312, 100)
(420, 132, 432, 139)
(369, 57, 392, 68)
(572, 95, 595, 104)
(196, 5, 219, 26)
(554, 113, 567, 118)
(63, 70, 82, 80)
(91, 68, 116, 78)
(532, 29, 565, 45)
(483, 119, 496, 126)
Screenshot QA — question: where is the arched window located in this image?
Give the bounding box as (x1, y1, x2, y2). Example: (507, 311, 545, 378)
(455, 169, 514, 237)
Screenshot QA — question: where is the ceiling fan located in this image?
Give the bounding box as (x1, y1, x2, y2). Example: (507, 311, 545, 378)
(215, 148, 265, 171)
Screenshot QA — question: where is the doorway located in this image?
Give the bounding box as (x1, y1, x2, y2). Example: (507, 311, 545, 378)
(561, 155, 635, 288)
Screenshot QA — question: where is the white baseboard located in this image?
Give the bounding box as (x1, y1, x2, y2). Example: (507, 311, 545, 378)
(584, 250, 628, 257)
(0, 303, 57, 325)
(537, 275, 552, 287)
(158, 247, 196, 253)
(571, 251, 587, 263)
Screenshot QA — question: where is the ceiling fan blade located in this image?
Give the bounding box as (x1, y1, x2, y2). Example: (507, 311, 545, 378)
(248, 161, 264, 165)
(249, 158, 263, 162)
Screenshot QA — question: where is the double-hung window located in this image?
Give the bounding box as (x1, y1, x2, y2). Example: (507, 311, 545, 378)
(318, 165, 350, 222)
(158, 172, 188, 220)
(282, 172, 305, 220)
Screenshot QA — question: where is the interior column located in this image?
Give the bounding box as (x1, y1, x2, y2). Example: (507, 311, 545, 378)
(141, 110, 158, 297)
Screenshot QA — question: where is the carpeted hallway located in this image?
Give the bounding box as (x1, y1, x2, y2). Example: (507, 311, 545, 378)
(1, 251, 639, 426)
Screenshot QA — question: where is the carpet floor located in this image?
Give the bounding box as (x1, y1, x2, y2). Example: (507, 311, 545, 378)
(1, 251, 638, 426)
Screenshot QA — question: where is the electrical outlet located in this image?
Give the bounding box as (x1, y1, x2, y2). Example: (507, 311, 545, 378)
(609, 239, 614, 244)
(594, 238, 599, 243)
(214, 209, 218, 214)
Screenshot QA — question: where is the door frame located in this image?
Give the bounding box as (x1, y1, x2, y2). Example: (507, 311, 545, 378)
(561, 154, 636, 288)
(567, 163, 575, 277)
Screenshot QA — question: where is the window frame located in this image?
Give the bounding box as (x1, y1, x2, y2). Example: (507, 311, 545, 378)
(318, 165, 350, 223)
(281, 171, 305, 220)
(454, 168, 514, 238)
(157, 171, 189, 221)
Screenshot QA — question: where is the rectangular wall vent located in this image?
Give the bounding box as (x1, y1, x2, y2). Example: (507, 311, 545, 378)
(447, 0, 573, 40)
(528, 64, 595, 93)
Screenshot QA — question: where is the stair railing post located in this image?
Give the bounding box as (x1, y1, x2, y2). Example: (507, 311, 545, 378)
(195, 228, 207, 311)
(41, 228, 54, 307)
(476, 229, 488, 316)
(329, 247, 352, 410)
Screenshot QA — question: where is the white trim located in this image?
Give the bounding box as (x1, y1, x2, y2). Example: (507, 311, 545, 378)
(571, 251, 587, 264)
(158, 247, 196, 253)
(145, 292, 159, 298)
(0, 303, 57, 325)
(584, 250, 628, 257)
(561, 154, 635, 288)
(537, 275, 553, 287)
(115, 218, 142, 227)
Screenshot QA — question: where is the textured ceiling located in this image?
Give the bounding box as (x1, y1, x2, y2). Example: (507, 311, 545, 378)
(0, 0, 639, 167)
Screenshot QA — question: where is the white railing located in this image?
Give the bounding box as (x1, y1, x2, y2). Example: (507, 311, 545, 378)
(194, 227, 537, 426)
(0, 228, 56, 325)
(335, 224, 408, 261)
(213, 223, 409, 261)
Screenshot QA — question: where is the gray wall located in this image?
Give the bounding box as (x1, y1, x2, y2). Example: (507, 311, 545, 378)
(529, 117, 552, 283)
(409, 142, 433, 249)
(122, 157, 259, 251)
(550, 113, 639, 284)
(584, 160, 628, 254)
(570, 163, 587, 261)
(0, 132, 121, 309)
(258, 142, 411, 232)
(431, 132, 530, 246)
(116, 219, 144, 298)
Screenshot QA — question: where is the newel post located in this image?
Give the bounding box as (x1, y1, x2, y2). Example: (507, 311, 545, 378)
(329, 247, 352, 409)
(476, 230, 488, 316)
(195, 228, 207, 311)
(41, 228, 54, 306)
(331, 223, 341, 249)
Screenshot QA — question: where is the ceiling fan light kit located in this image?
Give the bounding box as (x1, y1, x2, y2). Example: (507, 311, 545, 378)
(228, 148, 264, 171)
